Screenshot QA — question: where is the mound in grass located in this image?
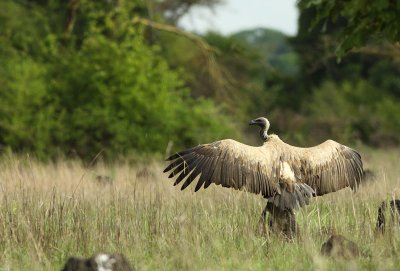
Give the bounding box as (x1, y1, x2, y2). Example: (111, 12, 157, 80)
(376, 199, 400, 233)
(321, 234, 360, 259)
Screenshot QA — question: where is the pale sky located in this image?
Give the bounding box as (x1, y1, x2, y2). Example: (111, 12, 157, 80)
(179, 0, 299, 36)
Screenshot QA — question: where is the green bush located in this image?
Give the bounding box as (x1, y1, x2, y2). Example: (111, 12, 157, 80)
(306, 80, 400, 146)
(0, 54, 57, 158)
(0, 1, 236, 159)
(49, 33, 235, 158)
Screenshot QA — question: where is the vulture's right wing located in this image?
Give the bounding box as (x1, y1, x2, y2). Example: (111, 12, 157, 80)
(164, 139, 279, 197)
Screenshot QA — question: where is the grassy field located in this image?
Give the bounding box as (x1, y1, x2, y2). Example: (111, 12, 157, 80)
(0, 147, 399, 270)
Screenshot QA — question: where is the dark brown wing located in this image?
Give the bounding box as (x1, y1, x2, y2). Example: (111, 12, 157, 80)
(164, 139, 279, 197)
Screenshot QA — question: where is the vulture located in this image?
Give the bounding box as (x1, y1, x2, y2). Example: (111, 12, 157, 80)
(164, 117, 363, 218)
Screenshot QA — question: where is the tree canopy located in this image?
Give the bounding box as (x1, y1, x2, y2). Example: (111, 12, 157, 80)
(298, 0, 400, 57)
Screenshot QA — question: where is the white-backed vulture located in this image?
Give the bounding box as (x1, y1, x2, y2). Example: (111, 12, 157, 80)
(164, 117, 363, 213)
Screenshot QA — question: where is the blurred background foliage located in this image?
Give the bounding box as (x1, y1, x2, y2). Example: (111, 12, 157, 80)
(0, 0, 399, 160)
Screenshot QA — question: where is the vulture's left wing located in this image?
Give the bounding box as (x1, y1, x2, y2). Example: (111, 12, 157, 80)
(290, 140, 363, 196)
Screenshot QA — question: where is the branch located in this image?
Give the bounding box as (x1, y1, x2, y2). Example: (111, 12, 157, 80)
(132, 17, 215, 54)
(350, 43, 400, 59)
(305, 41, 400, 75)
(64, 0, 80, 36)
(132, 17, 234, 99)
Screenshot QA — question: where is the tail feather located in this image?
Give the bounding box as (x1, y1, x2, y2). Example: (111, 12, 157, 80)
(269, 183, 315, 211)
(294, 188, 306, 207)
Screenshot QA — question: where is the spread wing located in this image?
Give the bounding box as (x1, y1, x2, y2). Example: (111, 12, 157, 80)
(163, 139, 279, 197)
(287, 140, 363, 196)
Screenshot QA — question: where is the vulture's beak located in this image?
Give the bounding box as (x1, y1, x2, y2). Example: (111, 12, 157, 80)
(249, 119, 257, 126)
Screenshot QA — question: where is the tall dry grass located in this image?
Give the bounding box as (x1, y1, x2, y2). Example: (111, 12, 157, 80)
(0, 148, 399, 270)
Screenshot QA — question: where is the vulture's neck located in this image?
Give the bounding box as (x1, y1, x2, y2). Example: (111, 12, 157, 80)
(260, 126, 269, 141)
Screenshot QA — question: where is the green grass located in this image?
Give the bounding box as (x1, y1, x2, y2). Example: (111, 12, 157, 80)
(0, 148, 399, 270)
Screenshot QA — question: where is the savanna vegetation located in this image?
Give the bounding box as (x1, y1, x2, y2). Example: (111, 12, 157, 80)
(1, 0, 400, 270)
(0, 149, 399, 270)
(1, 0, 399, 160)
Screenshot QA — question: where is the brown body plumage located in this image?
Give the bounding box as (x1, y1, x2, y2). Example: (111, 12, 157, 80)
(164, 117, 363, 225)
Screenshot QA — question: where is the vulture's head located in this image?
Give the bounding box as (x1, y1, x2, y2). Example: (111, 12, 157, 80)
(250, 117, 271, 141)
(249, 117, 270, 129)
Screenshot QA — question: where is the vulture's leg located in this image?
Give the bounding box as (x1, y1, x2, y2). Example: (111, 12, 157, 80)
(257, 202, 299, 239)
(282, 209, 298, 239)
(265, 203, 299, 239)
(256, 203, 269, 235)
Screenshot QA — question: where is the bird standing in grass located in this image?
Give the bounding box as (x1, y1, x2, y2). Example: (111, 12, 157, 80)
(164, 117, 363, 234)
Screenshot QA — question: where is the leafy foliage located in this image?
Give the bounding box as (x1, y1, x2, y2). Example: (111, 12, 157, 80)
(286, 1, 400, 146)
(298, 0, 400, 57)
(0, 0, 235, 159)
(308, 81, 400, 145)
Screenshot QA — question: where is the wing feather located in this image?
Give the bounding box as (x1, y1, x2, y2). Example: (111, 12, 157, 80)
(194, 157, 212, 192)
(284, 140, 363, 196)
(164, 139, 279, 197)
